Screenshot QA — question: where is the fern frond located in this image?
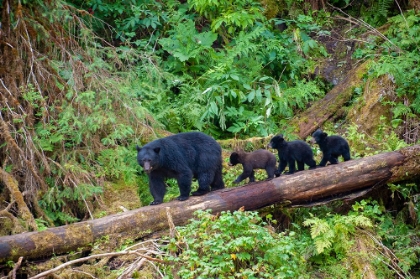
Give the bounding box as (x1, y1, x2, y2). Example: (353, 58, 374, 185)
(314, 238, 333, 254)
(377, 0, 393, 18)
(352, 215, 373, 228)
(303, 217, 331, 238)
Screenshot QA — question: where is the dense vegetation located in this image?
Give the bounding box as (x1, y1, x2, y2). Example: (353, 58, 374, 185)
(0, 0, 419, 277)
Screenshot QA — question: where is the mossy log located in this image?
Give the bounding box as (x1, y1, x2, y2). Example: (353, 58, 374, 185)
(1, 145, 420, 263)
(294, 60, 371, 139)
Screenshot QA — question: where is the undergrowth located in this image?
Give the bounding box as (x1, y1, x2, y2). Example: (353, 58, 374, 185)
(160, 199, 419, 278)
(353, 10, 420, 144)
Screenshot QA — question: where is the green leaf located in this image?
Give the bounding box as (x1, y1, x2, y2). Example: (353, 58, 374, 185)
(194, 31, 217, 47)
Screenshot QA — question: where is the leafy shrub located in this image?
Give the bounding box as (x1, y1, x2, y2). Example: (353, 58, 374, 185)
(125, 0, 329, 138)
(163, 209, 308, 278)
(39, 183, 103, 224)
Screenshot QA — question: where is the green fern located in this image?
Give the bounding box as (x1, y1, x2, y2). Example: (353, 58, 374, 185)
(377, 0, 393, 18)
(303, 213, 372, 255)
(303, 217, 334, 254)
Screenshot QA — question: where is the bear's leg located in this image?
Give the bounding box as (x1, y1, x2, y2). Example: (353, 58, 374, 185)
(234, 173, 247, 183)
(266, 165, 275, 179)
(276, 159, 287, 176)
(176, 172, 193, 201)
(192, 172, 212, 196)
(307, 158, 317, 169)
(329, 156, 339, 164)
(318, 152, 330, 167)
(234, 166, 253, 184)
(342, 150, 351, 161)
(210, 165, 225, 191)
(148, 173, 166, 205)
(249, 170, 255, 182)
(297, 161, 305, 171)
(285, 159, 296, 174)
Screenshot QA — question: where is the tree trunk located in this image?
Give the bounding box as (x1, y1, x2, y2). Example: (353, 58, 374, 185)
(294, 61, 370, 139)
(0, 145, 419, 263)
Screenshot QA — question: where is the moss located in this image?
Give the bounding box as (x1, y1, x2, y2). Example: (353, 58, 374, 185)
(0, 217, 13, 235)
(390, 146, 420, 182)
(93, 182, 141, 218)
(347, 75, 393, 136)
(218, 137, 270, 151)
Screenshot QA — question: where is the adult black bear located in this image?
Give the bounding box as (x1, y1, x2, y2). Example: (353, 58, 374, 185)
(268, 134, 316, 175)
(136, 132, 225, 205)
(311, 129, 351, 167)
(229, 149, 277, 183)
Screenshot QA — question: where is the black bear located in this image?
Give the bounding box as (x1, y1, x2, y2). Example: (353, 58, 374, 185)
(311, 129, 351, 167)
(229, 149, 277, 184)
(136, 132, 225, 205)
(268, 134, 316, 175)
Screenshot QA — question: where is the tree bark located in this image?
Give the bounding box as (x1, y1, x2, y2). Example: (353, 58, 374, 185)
(0, 145, 419, 263)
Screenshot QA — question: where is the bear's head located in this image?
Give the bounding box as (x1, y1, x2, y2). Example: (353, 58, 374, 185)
(268, 134, 286, 149)
(136, 145, 161, 173)
(229, 152, 241, 166)
(311, 129, 328, 145)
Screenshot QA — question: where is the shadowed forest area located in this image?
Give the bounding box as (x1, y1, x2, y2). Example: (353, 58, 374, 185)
(0, 0, 420, 277)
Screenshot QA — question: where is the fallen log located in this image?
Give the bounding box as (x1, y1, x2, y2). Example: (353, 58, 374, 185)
(0, 145, 419, 263)
(294, 60, 370, 139)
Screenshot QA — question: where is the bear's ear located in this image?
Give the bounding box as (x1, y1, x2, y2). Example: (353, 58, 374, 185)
(136, 145, 142, 152)
(153, 147, 161, 154)
(322, 132, 328, 138)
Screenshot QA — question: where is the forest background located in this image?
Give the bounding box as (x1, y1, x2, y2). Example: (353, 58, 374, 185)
(0, 0, 419, 277)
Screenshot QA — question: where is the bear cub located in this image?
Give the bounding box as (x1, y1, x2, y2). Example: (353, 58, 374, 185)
(311, 129, 351, 167)
(229, 149, 277, 184)
(136, 131, 225, 205)
(268, 134, 316, 175)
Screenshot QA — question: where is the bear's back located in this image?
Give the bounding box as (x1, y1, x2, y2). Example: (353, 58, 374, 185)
(247, 149, 276, 169)
(155, 132, 222, 172)
(285, 140, 313, 159)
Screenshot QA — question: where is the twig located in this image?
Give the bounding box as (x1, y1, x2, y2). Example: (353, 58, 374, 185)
(329, 3, 400, 52)
(7, 256, 23, 279)
(71, 269, 98, 279)
(117, 252, 152, 279)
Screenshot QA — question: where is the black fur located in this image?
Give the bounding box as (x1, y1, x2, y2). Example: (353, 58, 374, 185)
(311, 129, 351, 167)
(136, 132, 224, 205)
(268, 134, 316, 175)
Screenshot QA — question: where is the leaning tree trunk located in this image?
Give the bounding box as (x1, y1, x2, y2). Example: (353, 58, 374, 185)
(294, 61, 370, 139)
(0, 145, 419, 263)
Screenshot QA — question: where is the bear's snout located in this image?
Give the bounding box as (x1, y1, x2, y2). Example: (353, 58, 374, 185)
(142, 161, 153, 173)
